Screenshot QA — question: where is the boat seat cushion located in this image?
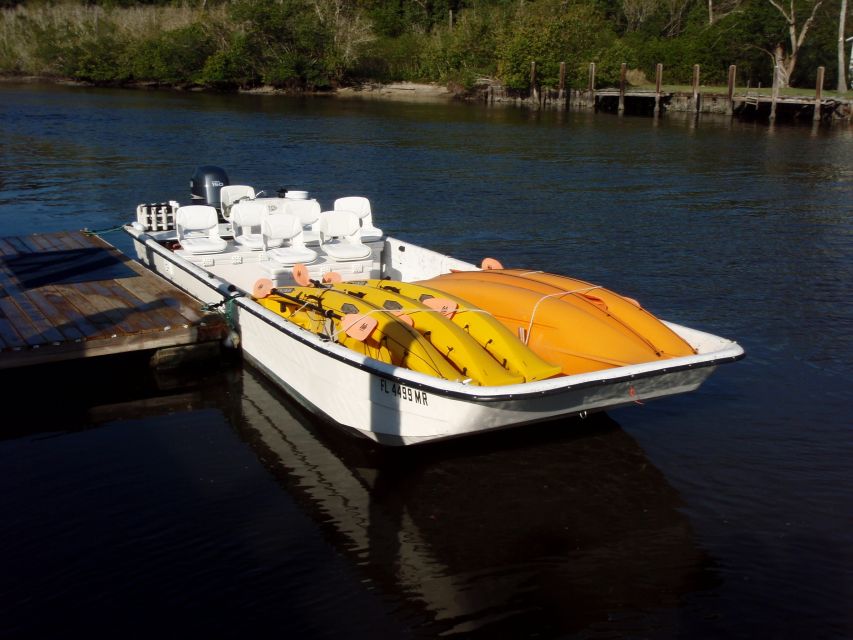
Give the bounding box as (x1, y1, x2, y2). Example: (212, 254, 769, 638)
(220, 185, 255, 221)
(175, 205, 227, 254)
(334, 196, 383, 241)
(232, 201, 277, 251)
(321, 242, 372, 261)
(319, 210, 372, 261)
(284, 198, 322, 244)
(262, 213, 317, 266)
(267, 245, 320, 266)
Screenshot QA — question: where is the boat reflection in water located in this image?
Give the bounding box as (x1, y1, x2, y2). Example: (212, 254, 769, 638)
(227, 364, 719, 637)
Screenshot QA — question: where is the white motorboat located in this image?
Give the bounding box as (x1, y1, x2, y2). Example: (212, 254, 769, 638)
(123, 166, 744, 445)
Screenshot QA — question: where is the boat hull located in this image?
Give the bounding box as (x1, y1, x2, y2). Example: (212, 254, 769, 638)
(245, 336, 722, 446)
(126, 227, 744, 445)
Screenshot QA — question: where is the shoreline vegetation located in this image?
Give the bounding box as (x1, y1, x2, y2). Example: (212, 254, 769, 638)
(0, 73, 461, 101)
(0, 0, 849, 106)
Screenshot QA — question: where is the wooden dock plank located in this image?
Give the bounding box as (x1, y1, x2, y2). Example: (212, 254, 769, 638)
(55, 230, 92, 250)
(0, 239, 71, 345)
(22, 288, 87, 342)
(0, 297, 46, 346)
(0, 230, 227, 369)
(5, 236, 34, 254)
(2, 294, 66, 345)
(50, 284, 131, 339)
(115, 258, 214, 326)
(70, 282, 141, 336)
(114, 264, 205, 324)
(0, 238, 19, 257)
(26, 233, 63, 253)
(111, 260, 228, 342)
(83, 281, 164, 334)
(86, 235, 225, 337)
(0, 305, 26, 349)
(15, 235, 47, 254)
(96, 279, 190, 332)
(0, 279, 26, 350)
(0, 259, 67, 346)
(34, 287, 103, 339)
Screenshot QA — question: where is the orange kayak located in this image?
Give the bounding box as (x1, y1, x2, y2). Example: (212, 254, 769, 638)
(429, 269, 695, 359)
(417, 271, 695, 375)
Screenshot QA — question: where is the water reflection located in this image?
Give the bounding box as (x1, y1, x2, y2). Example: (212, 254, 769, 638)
(1, 358, 717, 637)
(227, 365, 718, 637)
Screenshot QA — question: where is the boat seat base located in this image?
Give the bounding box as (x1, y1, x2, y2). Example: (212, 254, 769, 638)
(263, 256, 376, 286)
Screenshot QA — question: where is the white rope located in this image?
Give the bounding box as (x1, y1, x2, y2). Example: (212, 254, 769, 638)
(523, 285, 603, 345)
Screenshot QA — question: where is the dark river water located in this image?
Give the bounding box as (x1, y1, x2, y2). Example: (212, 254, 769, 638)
(0, 83, 851, 638)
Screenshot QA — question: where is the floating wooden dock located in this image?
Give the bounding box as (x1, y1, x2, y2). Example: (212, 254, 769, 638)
(0, 230, 228, 370)
(482, 61, 851, 122)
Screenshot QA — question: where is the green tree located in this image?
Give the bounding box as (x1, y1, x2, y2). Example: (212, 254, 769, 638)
(220, 0, 333, 88)
(496, 0, 622, 90)
(418, 4, 507, 85)
(129, 23, 215, 85)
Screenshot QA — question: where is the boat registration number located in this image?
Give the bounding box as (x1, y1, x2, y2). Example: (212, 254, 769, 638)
(378, 378, 429, 406)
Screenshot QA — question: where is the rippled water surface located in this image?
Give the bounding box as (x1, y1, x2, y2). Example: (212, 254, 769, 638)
(1, 83, 851, 638)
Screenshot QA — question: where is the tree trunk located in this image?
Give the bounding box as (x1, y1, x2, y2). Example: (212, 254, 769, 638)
(839, 0, 848, 92)
(775, 44, 792, 88)
(766, 0, 824, 87)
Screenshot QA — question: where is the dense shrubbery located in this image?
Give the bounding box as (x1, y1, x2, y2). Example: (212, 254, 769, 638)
(0, 0, 848, 92)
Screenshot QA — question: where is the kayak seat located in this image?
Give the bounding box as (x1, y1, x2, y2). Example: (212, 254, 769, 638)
(232, 200, 281, 251)
(334, 196, 383, 241)
(318, 210, 373, 262)
(175, 205, 227, 255)
(262, 213, 318, 266)
(284, 197, 322, 244)
(220, 185, 255, 222)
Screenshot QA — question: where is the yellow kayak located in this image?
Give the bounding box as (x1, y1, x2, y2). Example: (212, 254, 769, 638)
(256, 286, 463, 382)
(329, 282, 525, 386)
(416, 275, 691, 375)
(428, 269, 696, 358)
(358, 279, 562, 382)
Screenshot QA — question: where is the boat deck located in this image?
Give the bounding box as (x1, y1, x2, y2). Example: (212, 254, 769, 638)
(0, 230, 228, 370)
(171, 238, 386, 293)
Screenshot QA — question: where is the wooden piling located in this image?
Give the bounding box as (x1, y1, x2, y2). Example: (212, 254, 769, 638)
(770, 64, 780, 121)
(588, 62, 596, 109)
(618, 62, 627, 113)
(814, 66, 825, 121)
(692, 64, 701, 112)
(530, 61, 539, 106)
(727, 64, 736, 115)
(654, 63, 663, 116)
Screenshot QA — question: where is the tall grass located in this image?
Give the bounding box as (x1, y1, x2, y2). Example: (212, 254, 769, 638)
(0, 3, 226, 80)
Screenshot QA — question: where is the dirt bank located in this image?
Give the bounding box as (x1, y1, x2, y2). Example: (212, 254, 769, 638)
(335, 82, 458, 102)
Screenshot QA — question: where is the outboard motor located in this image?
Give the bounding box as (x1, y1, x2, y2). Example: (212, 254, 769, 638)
(190, 166, 229, 209)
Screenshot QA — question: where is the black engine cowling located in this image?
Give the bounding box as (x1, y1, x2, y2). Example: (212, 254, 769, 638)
(190, 166, 229, 209)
